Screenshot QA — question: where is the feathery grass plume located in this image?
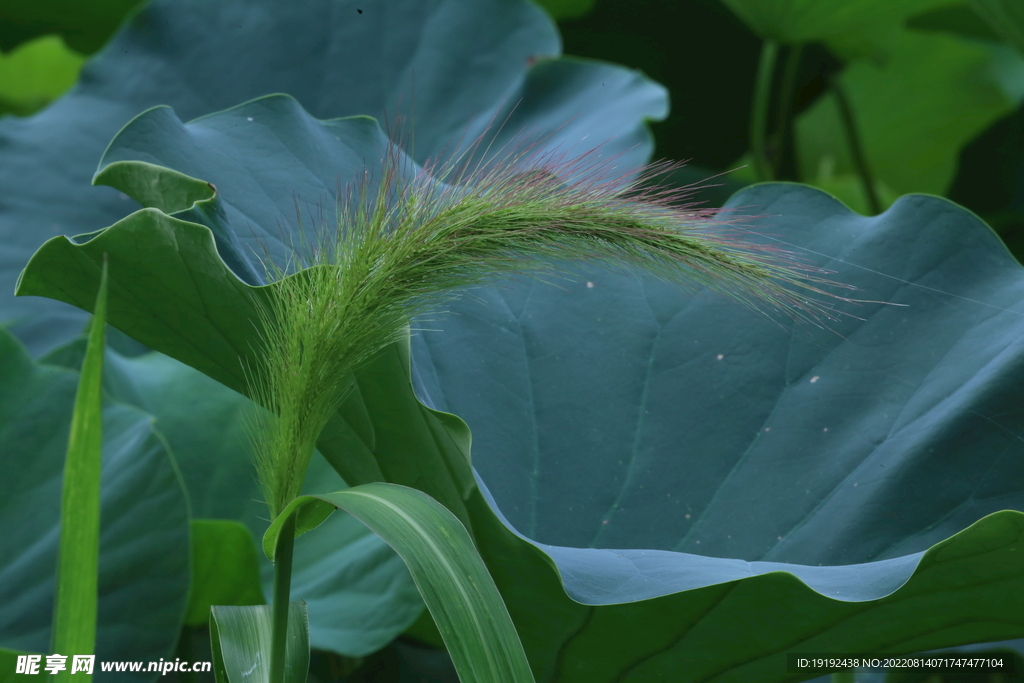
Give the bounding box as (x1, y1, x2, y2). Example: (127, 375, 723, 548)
(247, 137, 853, 520)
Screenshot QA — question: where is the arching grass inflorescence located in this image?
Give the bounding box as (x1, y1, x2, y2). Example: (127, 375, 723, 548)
(247, 137, 854, 520)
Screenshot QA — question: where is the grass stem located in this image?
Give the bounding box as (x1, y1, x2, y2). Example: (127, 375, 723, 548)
(269, 513, 296, 683)
(751, 39, 779, 182)
(773, 43, 803, 180)
(830, 74, 881, 214)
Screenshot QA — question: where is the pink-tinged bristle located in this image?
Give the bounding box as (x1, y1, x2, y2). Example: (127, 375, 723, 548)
(272, 113, 862, 333)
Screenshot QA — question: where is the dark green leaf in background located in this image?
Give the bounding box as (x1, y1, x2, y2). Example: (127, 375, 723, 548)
(0, 0, 145, 54)
(534, 0, 596, 21)
(948, 99, 1024, 258)
(185, 520, 265, 628)
(557, 0, 766, 172)
(717, 0, 945, 44)
(970, 0, 1024, 56)
(906, 3, 1005, 43)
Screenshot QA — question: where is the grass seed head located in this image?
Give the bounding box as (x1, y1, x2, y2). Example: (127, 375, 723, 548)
(247, 134, 854, 519)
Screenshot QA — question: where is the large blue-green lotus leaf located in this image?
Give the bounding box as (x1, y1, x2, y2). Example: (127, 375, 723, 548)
(0, 328, 189, 683)
(414, 185, 1024, 566)
(0, 0, 665, 356)
(41, 337, 423, 657)
(17, 96, 1024, 681)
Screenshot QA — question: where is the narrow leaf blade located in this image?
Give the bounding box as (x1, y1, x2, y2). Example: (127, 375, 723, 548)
(51, 257, 108, 682)
(265, 483, 535, 683)
(209, 603, 308, 683)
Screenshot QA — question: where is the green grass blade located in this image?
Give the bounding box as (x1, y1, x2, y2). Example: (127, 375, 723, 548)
(50, 257, 108, 683)
(209, 603, 309, 683)
(264, 483, 536, 683)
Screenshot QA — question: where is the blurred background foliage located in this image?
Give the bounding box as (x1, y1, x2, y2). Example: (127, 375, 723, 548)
(552, 0, 1024, 254)
(557, 0, 1024, 259)
(0, 0, 144, 117)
